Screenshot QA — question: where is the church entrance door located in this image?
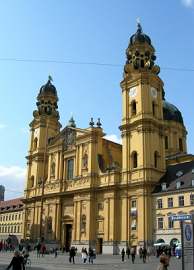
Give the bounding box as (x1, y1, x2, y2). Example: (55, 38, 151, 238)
(66, 224, 72, 252)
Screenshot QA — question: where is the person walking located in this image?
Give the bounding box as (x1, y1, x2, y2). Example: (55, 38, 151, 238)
(36, 243, 41, 258)
(121, 248, 125, 261)
(89, 247, 94, 264)
(157, 254, 170, 270)
(139, 246, 142, 259)
(147, 247, 151, 261)
(142, 246, 147, 263)
(54, 246, 58, 258)
(126, 246, 130, 259)
(130, 246, 136, 264)
(40, 244, 46, 258)
(82, 247, 88, 264)
(5, 250, 25, 270)
(69, 246, 75, 264)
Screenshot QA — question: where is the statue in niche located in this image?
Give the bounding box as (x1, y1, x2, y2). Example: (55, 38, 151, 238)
(81, 215, 86, 231)
(48, 218, 52, 231)
(51, 163, 55, 176)
(83, 155, 88, 168)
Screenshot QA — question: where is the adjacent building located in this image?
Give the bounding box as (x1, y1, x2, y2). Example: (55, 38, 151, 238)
(0, 198, 23, 244)
(22, 23, 194, 253)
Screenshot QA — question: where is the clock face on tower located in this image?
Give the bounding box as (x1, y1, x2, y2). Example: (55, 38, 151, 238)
(151, 87, 157, 98)
(129, 87, 138, 98)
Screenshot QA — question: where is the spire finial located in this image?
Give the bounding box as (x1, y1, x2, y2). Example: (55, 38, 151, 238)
(137, 17, 142, 32)
(48, 71, 53, 82)
(71, 111, 73, 116)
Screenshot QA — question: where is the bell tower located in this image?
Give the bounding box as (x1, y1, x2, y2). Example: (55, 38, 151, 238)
(24, 76, 62, 193)
(119, 23, 166, 246)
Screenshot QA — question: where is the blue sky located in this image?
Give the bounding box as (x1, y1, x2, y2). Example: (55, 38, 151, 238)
(0, 0, 194, 200)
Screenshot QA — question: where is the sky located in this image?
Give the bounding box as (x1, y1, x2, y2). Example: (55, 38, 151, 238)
(0, 0, 194, 201)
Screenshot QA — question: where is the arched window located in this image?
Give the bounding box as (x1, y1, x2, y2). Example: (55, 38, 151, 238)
(132, 152, 137, 168)
(157, 238, 165, 243)
(132, 101, 136, 116)
(67, 159, 74, 180)
(165, 136, 168, 149)
(154, 151, 158, 168)
(179, 138, 183, 151)
(33, 137, 38, 150)
(152, 101, 155, 116)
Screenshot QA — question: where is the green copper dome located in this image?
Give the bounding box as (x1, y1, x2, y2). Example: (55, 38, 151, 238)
(0, 184, 5, 191)
(67, 115, 76, 128)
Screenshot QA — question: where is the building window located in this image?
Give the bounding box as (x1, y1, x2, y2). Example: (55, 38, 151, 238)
(191, 179, 194, 186)
(0, 227, 1, 233)
(12, 214, 14, 220)
(165, 136, 168, 149)
(190, 194, 194, 205)
(168, 216, 174, 229)
(133, 152, 137, 168)
(9, 215, 11, 221)
(14, 226, 16, 233)
(152, 101, 155, 116)
(15, 215, 17, 220)
(3, 216, 5, 221)
(28, 210, 31, 217)
(157, 199, 163, 209)
(132, 201, 136, 208)
(161, 183, 166, 191)
(154, 151, 158, 168)
(6, 216, 8, 221)
(18, 214, 21, 220)
(18, 226, 20, 233)
(2, 227, 4, 233)
(179, 138, 183, 151)
(168, 197, 173, 208)
(132, 101, 136, 116)
(67, 159, 74, 180)
(179, 196, 184, 206)
(8, 227, 10, 233)
(11, 226, 13, 233)
(27, 224, 30, 231)
(5, 227, 7, 233)
(158, 218, 163, 229)
(176, 181, 181, 189)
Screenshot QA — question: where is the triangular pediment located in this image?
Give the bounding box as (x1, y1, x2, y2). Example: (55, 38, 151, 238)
(177, 211, 187, 215)
(156, 212, 165, 216)
(166, 212, 176, 216)
(131, 234, 138, 239)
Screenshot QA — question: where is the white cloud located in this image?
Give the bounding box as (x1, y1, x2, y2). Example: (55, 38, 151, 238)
(103, 134, 122, 145)
(0, 124, 5, 129)
(181, 0, 193, 7)
(21, 127, 30, 134)
(0, 166, 26, 201)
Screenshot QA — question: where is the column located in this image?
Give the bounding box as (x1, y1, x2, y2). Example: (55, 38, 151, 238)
(56, 203, 61, 240)
(44, 204, 49, 240)
(59, 152, 63, 179)
(52, 204, 57, 240)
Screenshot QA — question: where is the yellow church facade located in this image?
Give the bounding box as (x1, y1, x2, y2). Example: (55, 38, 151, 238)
(22, 24, 193, 254)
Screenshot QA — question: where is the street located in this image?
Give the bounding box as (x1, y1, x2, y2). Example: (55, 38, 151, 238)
(0, 251, 182, 270)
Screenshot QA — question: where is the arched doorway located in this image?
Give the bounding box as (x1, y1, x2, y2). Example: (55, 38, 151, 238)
(66, 224, 72, 252)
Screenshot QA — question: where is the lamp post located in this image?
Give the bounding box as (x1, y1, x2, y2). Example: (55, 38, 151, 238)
(39, 124, 48, 239)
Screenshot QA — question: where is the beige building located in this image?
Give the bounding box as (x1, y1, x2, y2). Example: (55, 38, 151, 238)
(22, 23, 194, 253)
(0, 198, 23, 244)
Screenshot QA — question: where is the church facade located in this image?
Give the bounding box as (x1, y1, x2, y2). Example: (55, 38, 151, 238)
(22, 24, 193, 254)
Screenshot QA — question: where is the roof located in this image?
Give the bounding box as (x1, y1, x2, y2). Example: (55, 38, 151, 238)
(152, 160, 194, 194)
(0, 197, 23, 213)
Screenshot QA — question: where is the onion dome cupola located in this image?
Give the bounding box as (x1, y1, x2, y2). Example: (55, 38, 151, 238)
(33, 75, 60, 120)
(162, 89, 184, 125)
(124, 21, 160, 77)
(67, 113, 76, 128)
(0, 184, 5, 191)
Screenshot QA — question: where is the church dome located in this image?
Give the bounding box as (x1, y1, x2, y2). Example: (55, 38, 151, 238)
(130, 23, 151, 45)
(162, 90, 184, 125)
(0, 184, 5, 191)
(39, 77, 57, 95)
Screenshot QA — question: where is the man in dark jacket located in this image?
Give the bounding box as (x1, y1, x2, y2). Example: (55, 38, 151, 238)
(142, 246, 147, 263)
(69, 246, 75, 264)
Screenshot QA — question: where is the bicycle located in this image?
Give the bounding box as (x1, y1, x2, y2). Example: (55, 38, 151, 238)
(24, 258, 31, 268)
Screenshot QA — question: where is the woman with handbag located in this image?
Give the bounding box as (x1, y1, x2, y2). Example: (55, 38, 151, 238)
(82, 247, 88, 264)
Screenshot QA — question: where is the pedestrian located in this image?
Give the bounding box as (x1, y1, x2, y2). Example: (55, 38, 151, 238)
(142, 246, 147, 263)
(5, 250, 25, 270)
(147, 247, 151, 261)
(62, 245, 66, 253)
(157, 254, 170, 270)
(139, 246, 142, 258)
(69, 246, 75, 264)
(121, 248, 125, 261)
(82, 247, 88, 264)
(54, 246, 58, 258)
(89, 247, 94, 264)
(36, 243, 41, 258)
(168, 247, 171, 258)
(93, 246, 96, 259)
(40, 244, 46, 257)
(130, 246, 136, 264)
(126, 246, 130, 259)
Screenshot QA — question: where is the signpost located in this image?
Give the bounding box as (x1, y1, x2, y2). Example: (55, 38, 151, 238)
(181, 221, 194, 270)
